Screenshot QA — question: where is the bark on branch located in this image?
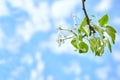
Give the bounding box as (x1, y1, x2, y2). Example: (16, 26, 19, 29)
(82, 0, 95, 35)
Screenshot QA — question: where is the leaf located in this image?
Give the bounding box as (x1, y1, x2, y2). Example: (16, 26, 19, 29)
(96, 38, 101, 48)
(82, 25, 90, 36)
(80, 17, 87, 28)
(78, 35, 83, 41)
(106, 26, 116, 44)
(89, 38, 97, 53)
(106, 26, 116, 33)
(89, 37, 105, 56)
(78, 17, 87, 33)
(78, 42, 88, 53)
(107, 39, 112, 53)
(95, 46, 104, 56)
(106, 28, 116, 44)
(71, 39, 78, 49)
(100, 46, 105, 54)
(98, 14, 109, 27)
(93, 25, 104, 34)
(95, 50, 101, 56)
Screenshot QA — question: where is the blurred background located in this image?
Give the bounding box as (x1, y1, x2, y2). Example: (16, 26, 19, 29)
(0, 0, 120, 80)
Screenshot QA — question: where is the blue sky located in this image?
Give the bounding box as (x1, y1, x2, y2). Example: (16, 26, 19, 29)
(0, 0, 120, 80)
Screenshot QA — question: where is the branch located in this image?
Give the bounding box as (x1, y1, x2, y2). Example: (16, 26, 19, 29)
(82, 0, 95, 35)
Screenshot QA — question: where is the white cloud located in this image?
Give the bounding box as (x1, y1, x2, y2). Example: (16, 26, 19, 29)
(47, 75, 54, 80)
(62, 61, 82, 76)
(7, 0, 25, 8)
(30, 69, 44, 80)
(29, 2, 51, 32)
(30, 70, 38, 80)
(35, 52, 42, 61)
(16, 20, 50, 42)
(16, 21, 35, 42)
(4, 37, 23, 53)
(30, 52, 45, 80)
(113, 17, 120, 25)
(8, 66, 24, 80)
(0, 28, 24, 53)
(40, 33, 74, 54)
(13, 1, 51, 42)
(95, 66, 111, 80)
(79, 53, 104, 63)
(112, 51, 120, 62)
(0, 0, 9, 16)
(51, 0, 80, 19)
(21, 53, 33, 66)
(8, 0, 51, 42)
(94, 0, 112, 12)
(53, 19, 71, 29)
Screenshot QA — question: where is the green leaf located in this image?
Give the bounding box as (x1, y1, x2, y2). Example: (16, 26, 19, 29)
(89, 37, 105, 56)
(107, 39, 112, 53)
(71, 39, 78, 49)
(78, 17, 87, 33)
(95, 49, 101, 56)
(78, 42, 88, 53)
(78, 35, 83, 41)
(93, 25, 104, 34)
(80, 17, 87, 28)
(100, 46, 105, 54)
(106, 26, 116, 33)
(96, 38, 101, 48)
(95, 46, 104, 56)
(94, 41, 105, 56)
(89, 38, 97, 53)
(106, 28, 116, 44)
(82, 25, 90, 36)
(98, 14, 109, 27)
(106, 26, 116, 44)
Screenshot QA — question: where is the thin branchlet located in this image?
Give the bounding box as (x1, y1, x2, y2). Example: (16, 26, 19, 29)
(82, 0, 96, 36)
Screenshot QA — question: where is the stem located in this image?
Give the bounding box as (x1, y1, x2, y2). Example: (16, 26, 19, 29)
(82, 0, 95, 35)
(63, 36, 74, 40)
(61, 28, 77, 36)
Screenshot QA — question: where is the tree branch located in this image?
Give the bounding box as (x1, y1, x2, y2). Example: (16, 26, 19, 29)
(82, 0, 95, 35)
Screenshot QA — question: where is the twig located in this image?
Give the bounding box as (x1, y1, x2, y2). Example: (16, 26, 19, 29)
(82, 0, 95, 35)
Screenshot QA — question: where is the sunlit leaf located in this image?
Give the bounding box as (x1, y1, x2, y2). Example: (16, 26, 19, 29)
(106, 28, 116, 44)
(78, 42, 88, 53)
(98, 14, 109, 27)
(78, 17, 87, 33)
(89, 38, 97, 53)
(71, 39, 78, 49)
(107, 39, 112, 53)
(95, 46, 104, 56)
(106, 26, 116, 33)
(100, 46, 105, 54)
(93, 25, 104, 34)
(80, 17, 87, 28)
(95, 49, 101, 56)
(89, 37, 105, 56)
(78, 35, 83, 41)
(83, 25, 90, 36)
